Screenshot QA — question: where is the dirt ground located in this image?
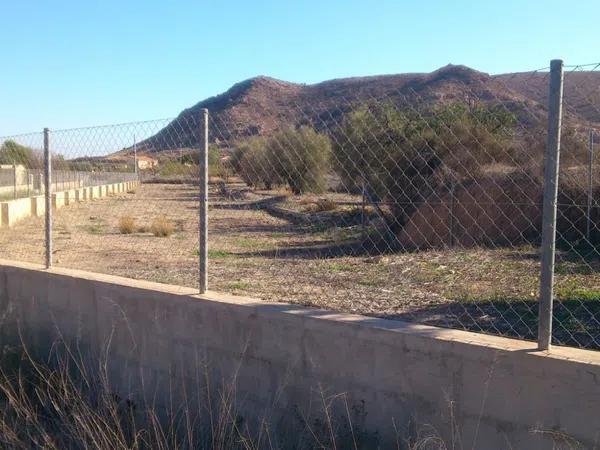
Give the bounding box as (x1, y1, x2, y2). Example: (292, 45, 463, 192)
(1, 182, 599, 348)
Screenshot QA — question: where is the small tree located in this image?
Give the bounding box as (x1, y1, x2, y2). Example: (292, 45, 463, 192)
(234, 137, 281, 189)
(266, 126, 331, 194)
(0, 140, 36, 167)
(332, 101, 517, 226)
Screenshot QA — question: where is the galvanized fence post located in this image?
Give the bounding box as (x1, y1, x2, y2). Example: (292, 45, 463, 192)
(44, 128, 52, 268)
(587, 129, 595, 241)
(199, 109, 209, 293)
(538, 59, 564, 350)
(13, 164, 17, 199)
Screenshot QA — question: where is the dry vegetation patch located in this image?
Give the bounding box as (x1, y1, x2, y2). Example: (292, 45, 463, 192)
(150, 215, 175, 237)
(1, 182, 599, 347)
(118, 215, 136, 234)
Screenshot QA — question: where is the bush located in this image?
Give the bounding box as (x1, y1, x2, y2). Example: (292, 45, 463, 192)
(266, 127, 331, 194)
(0, 140, 65, 168)
(208, 145, 227, 178)
(151, 215, 175, 237)
(118, 216, 136, 234)
(180, 146, 228, 178)
(0, 140, 37, 167)
(233, 127, 332, 194)
(333, 101, 516, 226)
(156, 159, 194, 178)
(233, 137, 281, 189)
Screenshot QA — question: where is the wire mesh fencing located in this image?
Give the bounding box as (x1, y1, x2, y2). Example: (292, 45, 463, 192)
(47, 117, 202, 286)
(550, 62, 600, 349)
(0, 59, 599, 351)
(206, 66, 552, 346)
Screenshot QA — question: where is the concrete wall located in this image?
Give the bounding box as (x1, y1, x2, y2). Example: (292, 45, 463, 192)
(52, 192, 66, 209)
(0, 197, 34, 227)
(30, 196, 45, 217)
(0, 180, 139, 228)
(0, 259, 598, 449)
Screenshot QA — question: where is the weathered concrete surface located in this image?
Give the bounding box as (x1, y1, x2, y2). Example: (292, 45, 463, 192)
(0, 259, 598, 449)
(89, 186, 100, 199)
(64, 189, 77, 206)
(0, 197, 34, 226)
(75, 187, 88, 202)
(52, 192, 66, 209)
(0, 181, 139, 227)
(30, 195, 45, 217)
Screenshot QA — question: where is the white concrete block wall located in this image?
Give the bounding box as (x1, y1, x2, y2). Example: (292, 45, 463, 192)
(75, 188, 86, 202)
(52, 192, 66, 209)
(0, 180, 137, 227)
(1, 198, 35, 226)
(31, 196, 45, 217)
(64, 190, 77, 206)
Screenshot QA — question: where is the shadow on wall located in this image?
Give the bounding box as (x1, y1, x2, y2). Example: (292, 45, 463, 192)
(0, 320, 590, 450)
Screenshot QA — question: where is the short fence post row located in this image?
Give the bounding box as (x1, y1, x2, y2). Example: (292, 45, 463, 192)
(199, 109, 209, 294)
(538, 59, 565, 350)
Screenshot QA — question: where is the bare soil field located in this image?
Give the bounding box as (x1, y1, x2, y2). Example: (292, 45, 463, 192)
(1, 182, 599, 347)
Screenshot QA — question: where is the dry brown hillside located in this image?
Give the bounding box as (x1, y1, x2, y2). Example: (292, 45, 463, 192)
(496, 70, 600, 124)
(138, 64, 600, 152)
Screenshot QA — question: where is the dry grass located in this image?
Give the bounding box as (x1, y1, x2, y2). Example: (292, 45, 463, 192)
(307, 197, 337, 213)
(0, 337, 586, 450)
(118, 215, 136, 234)
(0, 340, 358, 449)
(0, 336, 433, 450)
(150, 215, 175, 237)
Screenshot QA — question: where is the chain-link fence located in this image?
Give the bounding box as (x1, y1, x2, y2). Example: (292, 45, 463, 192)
(1, 60, 598, 351)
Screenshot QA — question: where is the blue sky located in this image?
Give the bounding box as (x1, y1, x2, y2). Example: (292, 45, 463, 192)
(1, 0, 598, 135)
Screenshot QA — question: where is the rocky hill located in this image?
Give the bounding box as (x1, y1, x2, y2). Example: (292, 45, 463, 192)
(137, 65, 600, 152)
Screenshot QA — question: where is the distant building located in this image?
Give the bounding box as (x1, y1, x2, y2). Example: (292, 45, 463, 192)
(136, 155, 159, 170)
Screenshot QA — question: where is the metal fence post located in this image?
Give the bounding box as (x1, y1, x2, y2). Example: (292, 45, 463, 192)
(133, 134, 138, 180)
(13, 164, 17, 199)
(44, 128, 52, 268)
(538, 59, 564, 350)
(587, 129, 595, 241)
(199, 109, 209, 293)
(449, 175, 456, 247)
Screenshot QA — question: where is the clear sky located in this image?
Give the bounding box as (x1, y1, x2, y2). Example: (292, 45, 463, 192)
(1, 0, 598, 135)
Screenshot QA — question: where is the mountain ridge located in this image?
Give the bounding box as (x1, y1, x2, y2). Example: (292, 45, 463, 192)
(138, 64, 600, 152)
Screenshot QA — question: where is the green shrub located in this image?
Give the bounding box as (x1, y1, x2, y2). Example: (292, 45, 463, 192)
(209, 146, 231, 178)
(0, 140, 66, 168)
(333, 101, 517, 226)
(266, 127, 331, 194)
(234, 137, 281, 189)
(180, 146, 228, 178)
(156, 159, 194, 177)
(0, 140, 37, 167)
(233, 127, 332, 194)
